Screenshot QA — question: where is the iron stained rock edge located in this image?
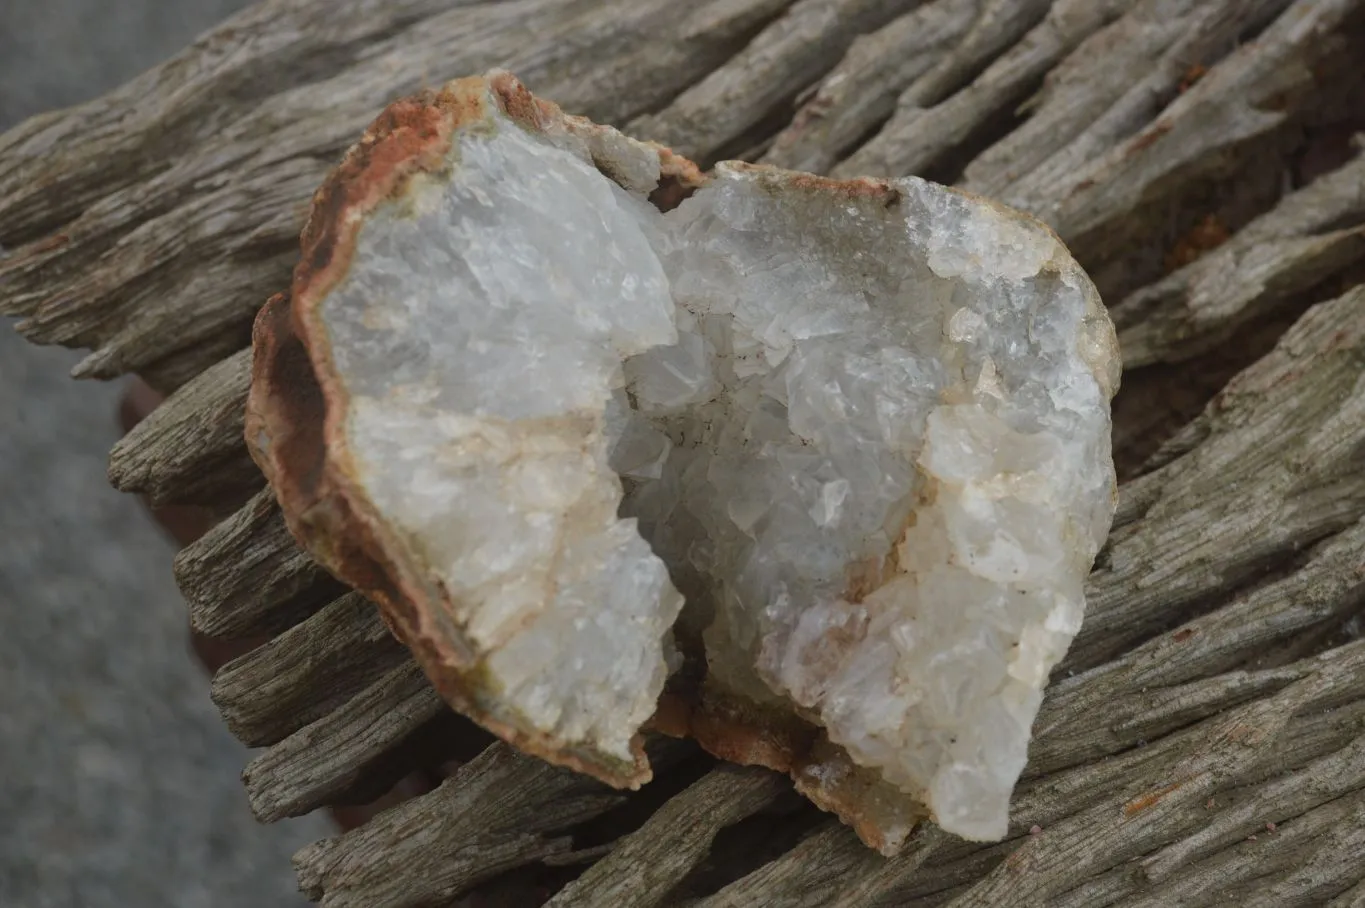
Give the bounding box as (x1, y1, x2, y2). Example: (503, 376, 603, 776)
(244, 70, 1119, 854)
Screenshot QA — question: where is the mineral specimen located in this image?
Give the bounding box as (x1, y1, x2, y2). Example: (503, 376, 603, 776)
(246, 71, 1119, 852)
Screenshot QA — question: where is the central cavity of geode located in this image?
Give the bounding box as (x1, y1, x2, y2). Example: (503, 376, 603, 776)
(247, 71, 1119, 852)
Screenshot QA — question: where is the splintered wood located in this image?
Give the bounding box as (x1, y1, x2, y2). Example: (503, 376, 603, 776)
(3, 0, 1365, 905)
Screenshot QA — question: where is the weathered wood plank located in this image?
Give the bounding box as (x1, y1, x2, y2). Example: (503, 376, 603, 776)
(176, 486, 344, 639)
(1326, 874, 1365, 908)
(1112, 150, 1365, 368)
(292, 743, 619, 908)
(107, 346, 258, 505)
(1031, 664, 1311, 776)
(1025, 0, 1364, 266)
(628, 0, 922, 164)
(1130, 789, 1365, 907)
(761, 0, 983, 174)
(1035, 716, 1365, 907)
(960, 0, 1293, 198)
(833, 0, 1135, 180)
(546, 765, 789, 908)
(243, 659, 445, 823)
(292, 738, 695, 908)
(0, 0, 469, 245)
(1032, 514, 1365, 773)
(212, 591, 408, 747)
(693, 821, 884, 908)
(1142, 731, 1365, 880)
(1072, 284, 1365, 668)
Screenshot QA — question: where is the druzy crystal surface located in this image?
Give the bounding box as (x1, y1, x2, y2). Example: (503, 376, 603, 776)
(267, 72, 1119, 849)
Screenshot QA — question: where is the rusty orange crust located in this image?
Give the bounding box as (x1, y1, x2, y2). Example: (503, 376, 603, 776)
(245, 292, 393, 597)
(1122, 780, 1185, 817)
(293, 72, 545, 317)
(726, 159, 904, 204)
(649, 147, 707, 211)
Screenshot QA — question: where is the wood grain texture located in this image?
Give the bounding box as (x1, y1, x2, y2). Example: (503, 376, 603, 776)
(243, 659, 446, 823)
(176, 487, 345, 639)
(6, 0, 1365, 903)
(107, 346, 259, 506)
(211, 591, 408, 747)
(1073, 283, 1365, 668)
(545, 765, 791, 908)
(833, 0, 1135, 181)
(1112, 149, 1365, 368)
(761, 0, 986, 174)
(626, 0, 923, 163)
(292, 738, 696, 908)
(293, 742, 624, 908)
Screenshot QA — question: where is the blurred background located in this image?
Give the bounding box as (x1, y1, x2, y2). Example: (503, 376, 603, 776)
(0, 2, 331, 906)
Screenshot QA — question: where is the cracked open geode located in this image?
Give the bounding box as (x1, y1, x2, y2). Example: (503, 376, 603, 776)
(245, 71, 1118, 852)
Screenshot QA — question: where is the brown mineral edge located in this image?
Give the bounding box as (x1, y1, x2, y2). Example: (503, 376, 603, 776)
(653, 685, 925, 855)
(246, 70, 938, 846)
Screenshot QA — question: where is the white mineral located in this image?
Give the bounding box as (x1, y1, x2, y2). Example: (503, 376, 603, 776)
(310, 74, 1118, 844)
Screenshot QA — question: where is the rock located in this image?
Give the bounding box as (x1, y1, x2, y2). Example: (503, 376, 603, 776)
(246, 70, 1119, 851)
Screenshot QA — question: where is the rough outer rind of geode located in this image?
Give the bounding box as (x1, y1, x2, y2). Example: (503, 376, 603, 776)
(246, 70, 1119, 850)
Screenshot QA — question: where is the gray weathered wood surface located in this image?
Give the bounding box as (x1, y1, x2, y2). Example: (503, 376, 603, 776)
(4, 0, 1365, 905)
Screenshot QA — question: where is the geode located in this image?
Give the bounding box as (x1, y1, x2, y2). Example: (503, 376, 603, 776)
(245, 71, 1119, 852)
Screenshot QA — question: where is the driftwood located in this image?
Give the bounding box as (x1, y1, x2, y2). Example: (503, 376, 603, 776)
(5, 0, 1365, 904)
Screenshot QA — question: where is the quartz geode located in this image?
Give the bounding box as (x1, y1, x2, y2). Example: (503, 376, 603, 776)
(245, 71, 1119, 852)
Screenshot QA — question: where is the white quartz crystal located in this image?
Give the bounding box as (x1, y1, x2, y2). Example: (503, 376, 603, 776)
(311, 77, 1117, 843)
(622, 168, 1117, 842)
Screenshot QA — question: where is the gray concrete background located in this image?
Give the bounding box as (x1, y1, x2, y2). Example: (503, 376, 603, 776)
(0, 2, 332, 906)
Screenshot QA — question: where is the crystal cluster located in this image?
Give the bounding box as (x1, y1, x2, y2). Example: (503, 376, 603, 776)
(249, 71, 1119, 851)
